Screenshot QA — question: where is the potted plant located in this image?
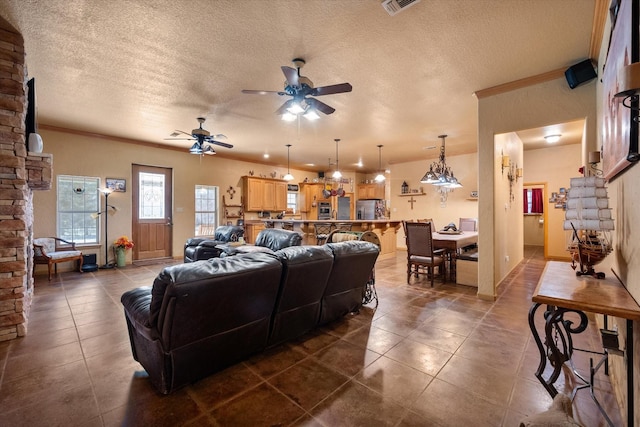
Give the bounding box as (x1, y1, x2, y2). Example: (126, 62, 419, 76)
(113, 236, 134, 267)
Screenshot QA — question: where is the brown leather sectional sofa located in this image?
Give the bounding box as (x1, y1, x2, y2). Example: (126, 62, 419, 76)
(121, 240, 379, 394)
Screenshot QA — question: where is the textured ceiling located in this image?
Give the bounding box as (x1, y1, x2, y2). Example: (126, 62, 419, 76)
(0, 0, 596, 172)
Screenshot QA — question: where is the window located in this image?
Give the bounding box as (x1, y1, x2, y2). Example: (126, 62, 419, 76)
(195, 185, 218, 235)
(287, 191, 297, 213)
(139, 172, 165, 219)
(523, 188, 544, 214)
(57, 175, 100, 244)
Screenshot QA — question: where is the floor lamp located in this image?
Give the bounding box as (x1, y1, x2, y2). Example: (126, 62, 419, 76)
(93, 188, 116, 269)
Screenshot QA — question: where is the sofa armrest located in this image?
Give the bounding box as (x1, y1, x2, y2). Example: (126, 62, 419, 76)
(121, 286, 156, 340)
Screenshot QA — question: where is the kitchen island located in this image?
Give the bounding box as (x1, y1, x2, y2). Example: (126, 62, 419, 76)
(266, 219, 402, 259)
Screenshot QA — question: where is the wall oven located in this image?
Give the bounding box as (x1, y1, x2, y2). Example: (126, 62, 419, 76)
(318, 202, 331, 220)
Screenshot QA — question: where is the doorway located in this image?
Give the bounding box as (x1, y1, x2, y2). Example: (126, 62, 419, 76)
(523, 183, 547, 256)
(132, 164, 173, 261)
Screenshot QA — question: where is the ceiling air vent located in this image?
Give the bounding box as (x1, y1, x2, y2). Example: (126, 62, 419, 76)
(381, 0, 421, 16)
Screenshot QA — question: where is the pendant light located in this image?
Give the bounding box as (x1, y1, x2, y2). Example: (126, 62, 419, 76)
(374, 144, 386, 182)
(283, 144, 294, 181)
(332, 138, 342, 179)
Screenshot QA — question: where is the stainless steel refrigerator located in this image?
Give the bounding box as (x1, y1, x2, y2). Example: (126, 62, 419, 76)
(356, 200, 385, 220)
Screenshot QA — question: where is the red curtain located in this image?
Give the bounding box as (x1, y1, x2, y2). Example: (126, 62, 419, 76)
(531, 188, 543, 213)
(523, 189, 529, 213)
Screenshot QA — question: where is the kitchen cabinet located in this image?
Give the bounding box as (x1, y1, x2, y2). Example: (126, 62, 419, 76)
(357, 183, 384, 200)
(243, 176, 287, 212)
(243, 222, 265, 244)
(299, 182, 326, 215)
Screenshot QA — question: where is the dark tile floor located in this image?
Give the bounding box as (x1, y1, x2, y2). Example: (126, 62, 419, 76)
(0, 246, 622, 426)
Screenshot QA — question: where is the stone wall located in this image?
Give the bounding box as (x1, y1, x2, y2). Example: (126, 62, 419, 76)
(0, 19, 51, 341)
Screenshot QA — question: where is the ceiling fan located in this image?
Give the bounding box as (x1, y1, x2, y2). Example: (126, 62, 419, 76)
(164, 117, 233, 155)
(241, 58, 352, 120)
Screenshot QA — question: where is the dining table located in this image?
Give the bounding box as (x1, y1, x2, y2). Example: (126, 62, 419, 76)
(432, 230, 478, 281)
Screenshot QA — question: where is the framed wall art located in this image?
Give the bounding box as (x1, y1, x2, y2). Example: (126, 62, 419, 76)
(106, 178, 126, 192)
(601, 0, 639, 181)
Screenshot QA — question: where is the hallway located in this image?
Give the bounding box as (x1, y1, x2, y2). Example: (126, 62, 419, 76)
(0, 246, 621, 426)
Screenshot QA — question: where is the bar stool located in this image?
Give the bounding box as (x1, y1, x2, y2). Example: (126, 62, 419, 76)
(335, 223, 352, 232)
(282, 221, 294, 231)
(314, 223, 333, 245)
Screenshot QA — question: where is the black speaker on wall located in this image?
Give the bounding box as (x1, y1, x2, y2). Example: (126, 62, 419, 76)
(565, 59, 597, 89)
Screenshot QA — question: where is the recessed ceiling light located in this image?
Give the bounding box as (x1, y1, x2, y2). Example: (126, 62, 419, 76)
(545, 134, 561, 143)
(263, 153, 270, 158)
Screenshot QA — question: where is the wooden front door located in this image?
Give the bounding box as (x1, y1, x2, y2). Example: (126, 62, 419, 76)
(132, 164, 173, 261)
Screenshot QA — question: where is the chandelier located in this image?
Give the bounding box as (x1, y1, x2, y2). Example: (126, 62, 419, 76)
(420, 134, 462, 206)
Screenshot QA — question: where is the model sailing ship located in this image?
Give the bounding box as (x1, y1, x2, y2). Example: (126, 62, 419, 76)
(563, 176, 614, 279)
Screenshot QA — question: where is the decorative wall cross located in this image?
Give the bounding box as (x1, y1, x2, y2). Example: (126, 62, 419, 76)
(227, 186, 236, 200)
(408, 196, 417, 209)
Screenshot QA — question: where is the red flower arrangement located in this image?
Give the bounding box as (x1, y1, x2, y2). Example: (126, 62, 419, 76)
(114, 236, 134, 250)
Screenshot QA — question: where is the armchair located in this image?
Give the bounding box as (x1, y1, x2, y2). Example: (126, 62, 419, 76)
(33, 237, 83, 280)
(183, 225, 244, 262)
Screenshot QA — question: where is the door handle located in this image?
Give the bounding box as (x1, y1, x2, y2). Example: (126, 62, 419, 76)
(167, 218, 173, 226)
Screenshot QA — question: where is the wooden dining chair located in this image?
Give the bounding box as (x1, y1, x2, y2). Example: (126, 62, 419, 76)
(403, 221, 446, 287)
(459, 217, 477, 231)
(418, 218, 436, 231)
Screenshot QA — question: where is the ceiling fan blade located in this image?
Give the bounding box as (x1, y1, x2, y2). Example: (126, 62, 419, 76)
(212, 134, 227, 139)
(306, 98, 335, 115)
(281, 66, 299, 87)
(164, 137, 195, 141)
(241, 89, 285, 95)
(208, 139, 234, 149)
(171, 129, 193, 137)
(310, 83, 353, 96)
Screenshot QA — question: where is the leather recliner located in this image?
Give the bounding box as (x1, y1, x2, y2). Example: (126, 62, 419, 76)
(183, 225, 244, 262)
(319, 240, 380, 325)
(221, 228, 303, 257)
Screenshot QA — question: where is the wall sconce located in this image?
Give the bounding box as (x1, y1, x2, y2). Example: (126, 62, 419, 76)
(588, 150, 603, 176)
(516, 167, 523, 179)
(614, 63, 640, 112)
(501, 153, 510, 175)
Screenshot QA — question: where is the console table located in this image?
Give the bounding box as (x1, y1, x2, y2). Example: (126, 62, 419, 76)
(528, 261, 640, 427)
